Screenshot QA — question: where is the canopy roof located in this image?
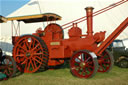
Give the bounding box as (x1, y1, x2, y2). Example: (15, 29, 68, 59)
(0, 13, 61, 23)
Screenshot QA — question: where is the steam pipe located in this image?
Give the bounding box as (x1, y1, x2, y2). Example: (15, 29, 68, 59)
(85, 7, 94, 36)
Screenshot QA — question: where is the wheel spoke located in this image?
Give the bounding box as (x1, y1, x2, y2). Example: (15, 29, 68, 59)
(4, 70, 8, 76)
(33, 48, 41, 52)
(104, 62, 110, 64)
(16, 57, 20, 63)
(25, 39, 30, 50)
(81, 54, 84, 62)
(81, 68, 86, 75)
(75, 61, 80, 64)
(8, 63, 13, 67)
(87, 65, 93, 69)
(32, 39, 35, 48)
(33, 53, 43, 56)
(85, 57, 91, 63)
(101, 52, 107, 58)
(103, 57, 110, 60)
(30, 59, 35, 70)
(100, 64, 105, 71)
(16, 54, 25, 57)
(27, 60, 31, 71)
(29, 39, 33, 49)
(103, 63, 108, 67)
(77, 57, 82, 62)
(33, 57, 42, 64)
(8, 67, 13, 71)
(87, 61, 93, 65)
(36, 56, 43, 61)
(24, 61, 28, 71)
(77, 67, 81, 73)
(8, 69, 12, 76)
(17, 45, 27, 52)
(18, 49, 25, 54)
(32, 44, 40, 51)
(32, 59, 37, 68)
(71, 66, 79, 70)
(87, 67, 92, 72)
(21, 59, 28, 64)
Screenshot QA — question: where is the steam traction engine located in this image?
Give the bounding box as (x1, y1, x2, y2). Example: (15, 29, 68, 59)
(0, 0, 127, 79)
(12, 7, 128, 78)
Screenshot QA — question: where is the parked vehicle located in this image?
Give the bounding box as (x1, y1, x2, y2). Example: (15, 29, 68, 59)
(107, 40, 128, 68)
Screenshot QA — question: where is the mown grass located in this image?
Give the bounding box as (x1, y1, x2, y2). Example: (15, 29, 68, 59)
(0, 66, 128, 85)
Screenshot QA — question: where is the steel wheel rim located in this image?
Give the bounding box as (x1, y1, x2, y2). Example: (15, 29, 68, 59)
(13, 35, 48, 73)
(98, 51, 111, 72)
(70, 51, 95, 78)
(0, 56, 14, 77)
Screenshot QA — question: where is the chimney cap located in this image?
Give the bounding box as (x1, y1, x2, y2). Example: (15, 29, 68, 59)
(85, 7, 94, 10)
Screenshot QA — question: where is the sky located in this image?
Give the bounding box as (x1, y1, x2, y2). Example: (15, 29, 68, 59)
(0, 0, 30, 16)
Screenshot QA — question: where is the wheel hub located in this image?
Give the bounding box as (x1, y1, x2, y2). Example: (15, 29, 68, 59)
(80, 62, 86, 68)
(26, 52, 31, 57)
(121, 60, 128, 67)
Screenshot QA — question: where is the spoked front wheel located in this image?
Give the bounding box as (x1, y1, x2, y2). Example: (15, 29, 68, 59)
(70, 50, 98, 78)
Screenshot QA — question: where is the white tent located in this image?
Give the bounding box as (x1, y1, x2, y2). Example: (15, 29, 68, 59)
(0, 0, 128, 54)
(1, 0, 128, 38)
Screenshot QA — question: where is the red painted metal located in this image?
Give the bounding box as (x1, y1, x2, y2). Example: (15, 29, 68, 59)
(13, 35, 48, 73)
(70, 50, 98, 78)
(13, 7, 105, 75)
(68, 23, 82, 38)
(11, 0, 128, 78)
(98, 50, 113, 72)
(85, 7, 94, 36)
(44, 23, 64, 40)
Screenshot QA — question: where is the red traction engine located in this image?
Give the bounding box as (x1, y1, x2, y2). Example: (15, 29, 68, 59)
(12, 7, 128, 78)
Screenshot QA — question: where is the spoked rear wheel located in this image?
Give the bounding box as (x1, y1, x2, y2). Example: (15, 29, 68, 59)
(70, 50, 98, 78)
(98, 50, 114, 72)
(13, 35, 49, 73)
(0, 55, 16, 78)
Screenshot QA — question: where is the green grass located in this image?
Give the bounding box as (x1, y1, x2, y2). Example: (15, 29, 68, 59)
(0, 66, 128, 85)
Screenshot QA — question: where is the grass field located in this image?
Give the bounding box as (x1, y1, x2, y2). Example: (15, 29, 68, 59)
(0, 66, 128, 85)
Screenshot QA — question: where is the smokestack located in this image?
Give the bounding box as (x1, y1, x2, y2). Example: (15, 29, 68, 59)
(85, 7, 94, 36)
